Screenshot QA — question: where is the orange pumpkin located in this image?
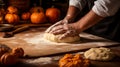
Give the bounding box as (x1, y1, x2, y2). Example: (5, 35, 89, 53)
(0, 17, 3, 24)
(5, 13, 20, 24)
(46, 7, 61, 23)
(0, 8, 6, 23)
(21, 12, 31, 20)
(0, 53, 18, 65)
(0, 48, 9, 57)
(7, 6, 18, 14)
(11, 47, 24, 57)
(31, 12, 46, 24)
(30, 7, 44, 13)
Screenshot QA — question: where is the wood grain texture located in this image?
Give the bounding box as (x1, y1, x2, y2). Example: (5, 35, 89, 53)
(0, 28, 119, 57)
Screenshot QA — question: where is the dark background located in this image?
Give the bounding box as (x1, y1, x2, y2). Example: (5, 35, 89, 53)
(1, 0, 69, 19)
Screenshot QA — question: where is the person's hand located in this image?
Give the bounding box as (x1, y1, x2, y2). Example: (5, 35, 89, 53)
(49, 22, 80, 40)
(45, 19, 68, 33)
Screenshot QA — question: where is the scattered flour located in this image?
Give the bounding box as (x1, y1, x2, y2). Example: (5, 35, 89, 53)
(24, 34, 31, 37)
(25, 57, 52, 65)
(23, 34, 69, 45)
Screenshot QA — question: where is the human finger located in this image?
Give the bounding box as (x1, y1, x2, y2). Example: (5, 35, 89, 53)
(45, 21, 62, 33)
(59, 31, 71, 40)
(49, 25, 63, 33)
(52, 29, 66, 35)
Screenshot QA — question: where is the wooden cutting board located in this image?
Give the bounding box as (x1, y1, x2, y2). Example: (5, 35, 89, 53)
(0, 28, 119, 57)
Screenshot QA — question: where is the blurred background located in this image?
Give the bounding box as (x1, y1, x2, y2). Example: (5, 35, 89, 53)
(0, 0, 69, 19)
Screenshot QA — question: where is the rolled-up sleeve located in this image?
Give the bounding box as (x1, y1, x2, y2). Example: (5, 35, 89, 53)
(92, 0, 120, 17)
(69, 0, 87, 10)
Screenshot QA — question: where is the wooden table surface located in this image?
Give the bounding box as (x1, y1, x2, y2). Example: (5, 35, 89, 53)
(0, 27, 120, 67)
(0, 45, 120, 67)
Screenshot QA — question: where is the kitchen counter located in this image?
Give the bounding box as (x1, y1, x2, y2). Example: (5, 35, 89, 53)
(0, 27, 120, 67)
(0, 45, 120, 67)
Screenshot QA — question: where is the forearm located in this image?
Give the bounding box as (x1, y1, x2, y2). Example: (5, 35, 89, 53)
(64, 0, 87, 23)
(73, 0, 120, 33)
(73, 10, 104, 33)
(63, 6, 80, 23)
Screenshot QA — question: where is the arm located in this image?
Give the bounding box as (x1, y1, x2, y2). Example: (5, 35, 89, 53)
(72, 10, 104, 33)
(72, 0, 120, 33)
(63, 6, 80, 23)
(45, 0, 86, 33)
(64, 0, 87, 22)
(49, 0, 120, 39)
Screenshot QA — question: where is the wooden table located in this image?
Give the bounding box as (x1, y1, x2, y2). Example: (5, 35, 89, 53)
(0, 45, 120, 67)
(0, 27, 120, 67)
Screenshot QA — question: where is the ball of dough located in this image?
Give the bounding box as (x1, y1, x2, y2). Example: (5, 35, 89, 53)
(84, 47, 115, 61)
(44, 33, 80, 43)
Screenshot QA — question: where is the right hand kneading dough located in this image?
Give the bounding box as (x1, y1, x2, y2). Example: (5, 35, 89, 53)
(44, 33, 80, 43)
(84, 47, 115, 61)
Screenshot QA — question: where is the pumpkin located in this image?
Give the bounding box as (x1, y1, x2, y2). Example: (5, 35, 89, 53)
(0, 8, 6, 15)
(5, 13, 20, 24)
(46, 7, 61, 23)
(0, 16, 3, 24)
(0, 48, 9, 57)
(21, 12, 31, 20)
(0, 8, 6, 23)
(0, 53, 18, 65)
(30, 7, 44, 13)
(11, 47, 24, 57)
(7, 6, 18, 14)
(31, 12, 46, 24)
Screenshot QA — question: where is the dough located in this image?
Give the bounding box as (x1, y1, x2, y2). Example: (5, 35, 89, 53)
(44, 33, 80, 43)
(84, 47, 115, 61)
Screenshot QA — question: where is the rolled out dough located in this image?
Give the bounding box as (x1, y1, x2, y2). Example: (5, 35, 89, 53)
(44, 33, 80, 43)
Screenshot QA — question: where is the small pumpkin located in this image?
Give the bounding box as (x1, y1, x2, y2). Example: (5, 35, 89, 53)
(11, 47, 24, 57)
(31, 12, 46, 24)
(30, 7, 44, 13)
(46, 7, 61, 23)
(5, 13, 20, 24)
(21, 12, 31, 20)
(0, 8, 6, 15)
(7, 6, 18, 14)
(0, 8, 6, 23)
(0, 53, 18, 65)
(0, 48, 9, 57)
(0, 16, 3, 24)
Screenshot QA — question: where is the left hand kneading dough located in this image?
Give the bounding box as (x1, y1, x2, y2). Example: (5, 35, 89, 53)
(44, 33, 80, 43)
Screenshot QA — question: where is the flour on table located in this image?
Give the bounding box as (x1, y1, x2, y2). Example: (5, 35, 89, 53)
(25, 57, 52, 65)
(24, 34, 31, 37)
(23, 34, 68, 45)
(23, 34, 43, 44)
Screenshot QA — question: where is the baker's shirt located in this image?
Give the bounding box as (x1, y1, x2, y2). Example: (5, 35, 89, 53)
(69, 0, 120, 17)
